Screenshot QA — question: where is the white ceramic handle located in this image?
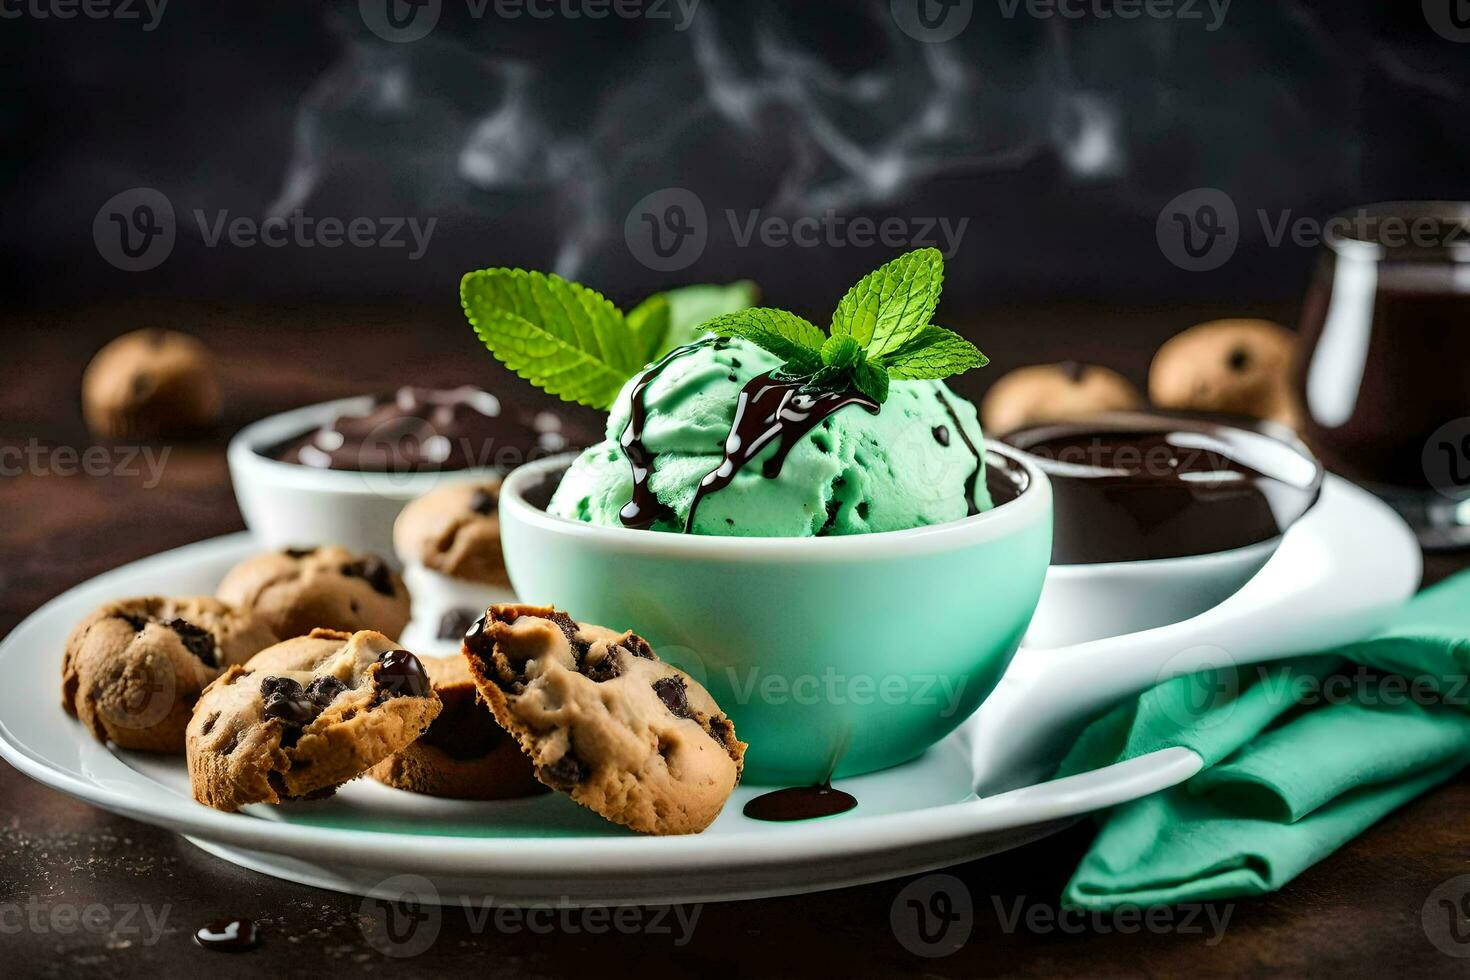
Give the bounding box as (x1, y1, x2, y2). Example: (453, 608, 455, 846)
(971, 477, 1423, 793)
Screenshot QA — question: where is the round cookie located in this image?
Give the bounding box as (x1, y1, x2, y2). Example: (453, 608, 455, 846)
(981, 362, 1143, 436)
(186, 629, 441, 812)
(369, 655, 543, 801)
(1149, 319, 1302, 429)
(462, 604, 746, 836)
(82, 329, 222, 440)
(216, 546, 411, 641)
(61, 596, 278, 752)
(394, 481, 508, 588)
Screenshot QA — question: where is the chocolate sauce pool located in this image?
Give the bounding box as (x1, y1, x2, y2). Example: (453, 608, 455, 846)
(1008, 412, 1322, 564)
(264, 386, 580, 473)
(743, 783, 858, 822)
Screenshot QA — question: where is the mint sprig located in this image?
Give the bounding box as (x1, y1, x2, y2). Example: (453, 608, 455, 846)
(461, 270, 757, 410)
(706, 248, 987, 403)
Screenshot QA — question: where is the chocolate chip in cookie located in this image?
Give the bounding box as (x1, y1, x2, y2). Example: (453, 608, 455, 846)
(375, 649, 431, 701)
(652, 675, 692, 719)
(468, 488, 498, 516)
(538, 752, 588, 791)
(164, 617, 219, 668)
(437, 608, 480, 642)
(342, 556, 397, 597)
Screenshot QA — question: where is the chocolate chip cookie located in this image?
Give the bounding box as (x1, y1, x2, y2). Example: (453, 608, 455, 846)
(62, 597, 278, 752)
(187, 629, 441, 812)
(215, 546, 411, 641)
(393, 481, 509, 589)
(369, 655, 543, 801)
(981, 362, 1143, 436)
(1149, 319, 1302, 429)
(462, 605, 745, 835)
(82, 328, 222, 440)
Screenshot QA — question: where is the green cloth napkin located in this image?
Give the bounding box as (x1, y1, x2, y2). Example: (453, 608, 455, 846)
(1057, 570, 1470, 910)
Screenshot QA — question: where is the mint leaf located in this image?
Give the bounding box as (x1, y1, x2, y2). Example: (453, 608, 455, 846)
(660, 281, 759, 351)
(461, 268, 638, 409)
(851, 361, 890, 404)
(821, 335, 863, 370)
(878, 325, 989, 380)
(704, 308, 824, 375)
(830, 248, 943, 359)
(625, 293, 671, 363)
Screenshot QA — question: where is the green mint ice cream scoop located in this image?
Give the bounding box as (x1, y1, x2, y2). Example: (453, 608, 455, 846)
(548, 337, 993, 537)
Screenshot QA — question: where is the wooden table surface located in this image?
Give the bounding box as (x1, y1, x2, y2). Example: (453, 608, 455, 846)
(4, 303, 1469, 979)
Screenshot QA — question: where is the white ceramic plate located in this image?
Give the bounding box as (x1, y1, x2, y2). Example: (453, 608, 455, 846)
(0, 475, 1420, 906)
(0, 533, 1202, 905)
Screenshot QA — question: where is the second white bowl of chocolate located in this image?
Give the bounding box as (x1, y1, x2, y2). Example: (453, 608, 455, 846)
(1007, 411, 1323, 648)
(228, 387, 583, 561)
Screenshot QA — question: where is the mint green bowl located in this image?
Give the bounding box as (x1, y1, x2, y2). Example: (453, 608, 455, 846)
(498, 446, 1053, 786)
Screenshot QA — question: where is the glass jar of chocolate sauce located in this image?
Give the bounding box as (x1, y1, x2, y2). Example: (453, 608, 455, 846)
(1294, 202, 1470, 548)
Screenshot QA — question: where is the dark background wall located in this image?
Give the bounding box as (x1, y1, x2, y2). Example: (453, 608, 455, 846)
(3, 0, 1468, 320)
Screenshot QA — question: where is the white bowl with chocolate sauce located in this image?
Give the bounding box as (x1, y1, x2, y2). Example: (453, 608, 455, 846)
(1007, 411, 1325, 648)
(228, 387, 576, 561)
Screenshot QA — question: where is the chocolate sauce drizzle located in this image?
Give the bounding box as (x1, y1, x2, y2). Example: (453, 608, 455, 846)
(743, 782, 858, 822)
(935, 391, 983, 517)
(683, 373, 879, 532)
(619, 340, 726, 529)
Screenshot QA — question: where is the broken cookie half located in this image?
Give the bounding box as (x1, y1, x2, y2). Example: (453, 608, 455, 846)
(186, 628, 441, 812)
(462, 604, 746, 835)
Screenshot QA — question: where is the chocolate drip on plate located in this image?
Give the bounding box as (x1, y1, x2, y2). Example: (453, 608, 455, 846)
(684, 373, 878, 532)
(743, 782, 858, 821)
